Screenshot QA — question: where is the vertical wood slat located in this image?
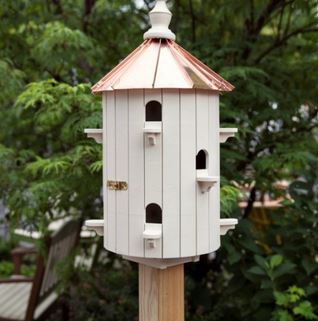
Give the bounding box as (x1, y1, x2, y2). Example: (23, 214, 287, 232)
(128, 90, 145, 257)
(115, 90, 129, 254)
(102, 93, 108, 248)
(180, 90, 197, 257)
(162, 90, 180, 258)
(144, 89, 162, 258)
(208, 94, 221, 252)
(139, 264, 184, 321)
(196, 90, 210, 255)
(106, 92, 116, 252)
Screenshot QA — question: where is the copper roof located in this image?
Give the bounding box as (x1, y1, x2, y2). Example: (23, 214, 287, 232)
(91, 39, 234, 93)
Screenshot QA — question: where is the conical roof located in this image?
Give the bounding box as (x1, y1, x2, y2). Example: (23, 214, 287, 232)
(92, 0, 234, 94)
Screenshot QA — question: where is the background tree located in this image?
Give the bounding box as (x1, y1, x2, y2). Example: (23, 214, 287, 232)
(0, 1, 317, 320)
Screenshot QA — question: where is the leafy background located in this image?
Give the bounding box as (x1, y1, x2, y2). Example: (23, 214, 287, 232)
(0, 0, 318, 320)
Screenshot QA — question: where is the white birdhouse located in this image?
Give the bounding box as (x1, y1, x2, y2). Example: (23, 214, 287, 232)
(85, 0, 238, 269)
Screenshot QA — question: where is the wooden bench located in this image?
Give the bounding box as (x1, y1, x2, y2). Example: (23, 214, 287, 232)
(0, 219, 81, 321)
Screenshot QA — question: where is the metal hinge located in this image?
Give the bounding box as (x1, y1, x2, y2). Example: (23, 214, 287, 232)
(107, 180, 128, 191)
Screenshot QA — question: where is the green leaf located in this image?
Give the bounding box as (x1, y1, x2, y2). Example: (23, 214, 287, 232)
(293, 301, 318, 320)
(273, 262, 296, 279)
(89, 160, 103, 173)
(270, 255, 284, 269)
(254, 255, 268, 270)
(302, 257, 318, 276)
(247, 266, 266, 275)
(272, 310, 294, 321)
(274, 291, 290, 307)
(288, 286, 305, 298)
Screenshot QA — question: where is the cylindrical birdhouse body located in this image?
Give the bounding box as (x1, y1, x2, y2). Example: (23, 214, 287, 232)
(85, 0, 238, 268)
(102, 89, 221, 259)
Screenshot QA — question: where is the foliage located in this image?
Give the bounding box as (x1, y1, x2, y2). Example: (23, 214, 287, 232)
(273, 286, 317, 321)
(0, 261, 14, 278)
(68, 254, 138, 321)
(0, 237, 36, 277)
(0, 0, 317, 321)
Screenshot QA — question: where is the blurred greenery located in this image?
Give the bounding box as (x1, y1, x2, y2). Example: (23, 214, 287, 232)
(0, 0, 317, 320)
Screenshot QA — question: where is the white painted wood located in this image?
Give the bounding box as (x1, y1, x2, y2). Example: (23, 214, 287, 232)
(145, 89, 162, 258)
(128, 90, 145, 257)
(84, 128, 103, 143)
(144, 121, 162, 145)
(97, 88, 233, 260)
(105, 92, 116, 252)
(219, 128, 238, 143)
(196, 170, 219, 193)
(208, 94, 221, 252)
(144, 122, 162, 133)
(102, 95, 107, 246)
(143, 0, 176, 41)
(162, 90, 180, 258)
(115, 90, 129, 254)
(220, 218, 238, 235)
(143, 223, 162, 249)
(102, 94, 108, 248)
(196, 90, 210, 255)
(85, 219, 104, 236)
(180, 90, 196, 257)
(124, 255, 200, 269)
(143, 223, 162, 239)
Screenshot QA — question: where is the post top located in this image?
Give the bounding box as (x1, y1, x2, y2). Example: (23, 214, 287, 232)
(144, 0, 176, 41)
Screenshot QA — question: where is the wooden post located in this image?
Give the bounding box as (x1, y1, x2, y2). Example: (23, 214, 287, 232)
(139, 264, 184, 321)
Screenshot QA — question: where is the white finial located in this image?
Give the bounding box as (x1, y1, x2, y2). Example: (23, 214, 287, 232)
(144, 0, 176, 41)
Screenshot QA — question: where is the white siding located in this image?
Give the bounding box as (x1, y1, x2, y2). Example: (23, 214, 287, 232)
(115, 90, 129, 254)
(208, 94, 221, 252)
(162, 90, 180, 258)
(104, 92, 116, 252)
(105, 92, 116, 252)
(128, 90, 145, 257)
(144, 89, 162, 258)
(180, 90, 197, 257)
(102, 94, 107, 248)
(196, 90, 210, 255)
(103, 89, 221, 259)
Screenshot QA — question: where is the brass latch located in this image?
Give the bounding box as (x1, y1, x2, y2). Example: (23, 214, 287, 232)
(107, 180, 128, 191)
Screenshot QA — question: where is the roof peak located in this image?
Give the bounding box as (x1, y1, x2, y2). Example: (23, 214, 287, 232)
(144, 0, 176, 41)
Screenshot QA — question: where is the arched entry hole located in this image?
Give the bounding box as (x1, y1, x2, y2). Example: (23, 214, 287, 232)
(146, 101, 162, 121)
(196, 150, 208, 170)
(146, 203, 162, 224)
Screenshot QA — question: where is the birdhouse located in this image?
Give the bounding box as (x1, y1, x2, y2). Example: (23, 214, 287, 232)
(85, 0, 238, 269)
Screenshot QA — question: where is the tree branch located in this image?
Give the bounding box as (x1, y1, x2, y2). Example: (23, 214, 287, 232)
(143, 0, 152, 11)
(241, 0, 288, 60)
(188, 0, 196, 43)
(83, 0, 96, 32)
(243, 186, 256, 218)
(51, 0, 63, 14)
(254, 25, 318, 63)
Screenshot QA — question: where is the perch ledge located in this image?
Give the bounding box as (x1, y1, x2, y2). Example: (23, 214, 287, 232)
(197, 170, 219, 193)
(143, 223, 162, 248)
(84, 129, 103, 144)
(144, 122, 162, 146)
(84, 220, 104, 236)
(219, 128, 238, 143)
(220, 218, 238, 235)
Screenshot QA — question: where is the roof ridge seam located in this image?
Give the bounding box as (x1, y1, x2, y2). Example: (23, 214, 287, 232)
(152, 39, 163, 88)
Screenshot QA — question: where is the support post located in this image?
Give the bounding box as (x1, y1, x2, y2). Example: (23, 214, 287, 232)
(139, 264, 184, 321)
